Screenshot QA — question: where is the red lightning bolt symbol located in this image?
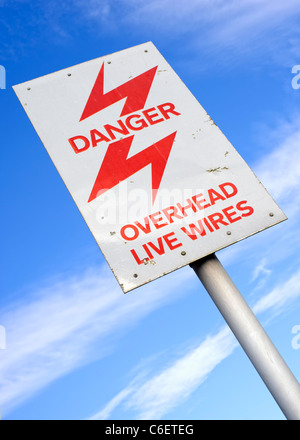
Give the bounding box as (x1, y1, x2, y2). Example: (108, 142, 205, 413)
(88, 132, 177, 204)
(81, 61, 175, 204)
(80, 62, 158, 121)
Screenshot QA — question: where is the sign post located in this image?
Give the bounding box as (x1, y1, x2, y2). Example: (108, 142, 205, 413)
(13, 41, 300, 419)
(190, 254, 300, 420)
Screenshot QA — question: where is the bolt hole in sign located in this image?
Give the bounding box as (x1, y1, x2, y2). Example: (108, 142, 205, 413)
(13, 42, 286, 292)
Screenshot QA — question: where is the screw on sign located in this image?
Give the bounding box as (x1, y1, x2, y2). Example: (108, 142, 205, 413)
(13, 42, 300, 419)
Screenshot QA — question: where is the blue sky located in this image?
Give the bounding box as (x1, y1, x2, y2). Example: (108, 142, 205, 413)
(1, 0, 300, 420)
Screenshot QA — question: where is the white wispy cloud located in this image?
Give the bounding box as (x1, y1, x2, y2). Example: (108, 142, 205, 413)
(90, 326, 237, 420)
(3, 1, 300, 65)
(90, 262, 300, 420)
(217, 115, 300, 281)
(125, 0, 300, 33)
(0, 264, 192, 415)
(253, 268, 300, 316)
(251, 258, 272, 283)
(73, 0, 300, 63)
(253, 119, 300, 212)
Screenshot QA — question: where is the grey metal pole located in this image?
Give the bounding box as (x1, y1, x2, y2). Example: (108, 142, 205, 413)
(190, 253, 300, 420)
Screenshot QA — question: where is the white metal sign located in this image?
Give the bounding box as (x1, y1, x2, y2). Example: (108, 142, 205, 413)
(13, 42, 286, 292)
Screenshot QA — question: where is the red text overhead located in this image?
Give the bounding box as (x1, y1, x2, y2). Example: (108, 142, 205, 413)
(118, 182, 255, 265)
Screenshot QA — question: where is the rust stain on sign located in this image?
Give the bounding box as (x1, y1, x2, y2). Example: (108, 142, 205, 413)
(206, 166, 229, 173)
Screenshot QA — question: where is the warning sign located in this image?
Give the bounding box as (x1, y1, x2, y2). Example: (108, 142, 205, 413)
(13, 42, 286, 292)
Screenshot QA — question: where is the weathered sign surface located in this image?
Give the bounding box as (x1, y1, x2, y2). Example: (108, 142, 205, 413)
(13, 42, 286, 292)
